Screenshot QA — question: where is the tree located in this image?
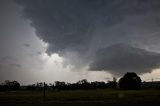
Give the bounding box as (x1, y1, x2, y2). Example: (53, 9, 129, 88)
(119, 72, 141, 89)
(107, 77, 117, 88)
(11, 81, 20, 90)
(3, 80, 20, 90)
(76, 79, 91, 89)
(54, 81, 66, 90)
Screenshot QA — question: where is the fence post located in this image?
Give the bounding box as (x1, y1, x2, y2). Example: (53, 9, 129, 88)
(44, 82, 45, 106)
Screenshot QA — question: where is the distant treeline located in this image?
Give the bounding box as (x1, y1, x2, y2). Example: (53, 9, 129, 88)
(0, 79, 117, 91)
(26, 79, 117, 91)
(1, 72, 160, 91)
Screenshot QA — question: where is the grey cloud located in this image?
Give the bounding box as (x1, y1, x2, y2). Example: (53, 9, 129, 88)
(8, 63, 22, 68)
(37, 51, 42, 55)
(90, 44, 160, 76)
(24, 43, 30, 48)
(15, 0, 160, 75)
(0, 56, 13, 62)
(16, 0, 160, 54)
(0, 56, 21, 68)
(0, 56, 16, 64)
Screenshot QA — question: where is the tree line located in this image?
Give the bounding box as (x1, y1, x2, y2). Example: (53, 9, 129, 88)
(0, 72, 146, 91)
(26, 79, 117, 91)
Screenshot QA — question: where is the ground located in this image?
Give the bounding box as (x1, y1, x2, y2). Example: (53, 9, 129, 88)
(0, 89, 160, 106)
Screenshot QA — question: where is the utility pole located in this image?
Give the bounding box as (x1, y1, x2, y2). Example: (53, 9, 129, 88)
(44, 82, 45, 106)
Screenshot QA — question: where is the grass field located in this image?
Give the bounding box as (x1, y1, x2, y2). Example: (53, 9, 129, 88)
(0, 89, 160, 106)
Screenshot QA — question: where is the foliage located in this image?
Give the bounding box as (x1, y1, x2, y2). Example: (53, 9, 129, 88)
(0, 80, 20, 91)
(119, 72, 141, 89)
(51, 79, 117, 90)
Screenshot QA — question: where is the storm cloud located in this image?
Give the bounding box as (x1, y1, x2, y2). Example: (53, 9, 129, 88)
(16, 0, 160, 75)
(90, 44, 160, 75)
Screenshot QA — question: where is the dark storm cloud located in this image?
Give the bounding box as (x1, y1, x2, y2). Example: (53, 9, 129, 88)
(16, 0, 160, 75)
(90, 44, 160, 75)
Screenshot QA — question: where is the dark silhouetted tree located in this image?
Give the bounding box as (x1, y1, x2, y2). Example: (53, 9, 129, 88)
(54, 81, 66, 90)
(119, 72, 141, 89)
(11, 81, 20, 90)
(1, 80, 20, 90)
(76, 79, 91, 89)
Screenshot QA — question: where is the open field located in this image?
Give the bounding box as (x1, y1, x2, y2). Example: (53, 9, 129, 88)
(0, 89, 160, 106)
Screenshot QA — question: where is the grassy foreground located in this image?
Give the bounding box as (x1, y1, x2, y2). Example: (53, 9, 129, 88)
(0, 89, 160, 106)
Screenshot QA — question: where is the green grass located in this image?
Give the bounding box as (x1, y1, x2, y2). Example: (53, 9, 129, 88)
(0, 89, 160, 106)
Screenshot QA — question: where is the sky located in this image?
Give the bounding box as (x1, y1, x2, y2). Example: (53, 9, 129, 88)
(1, 0, 160, 84)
